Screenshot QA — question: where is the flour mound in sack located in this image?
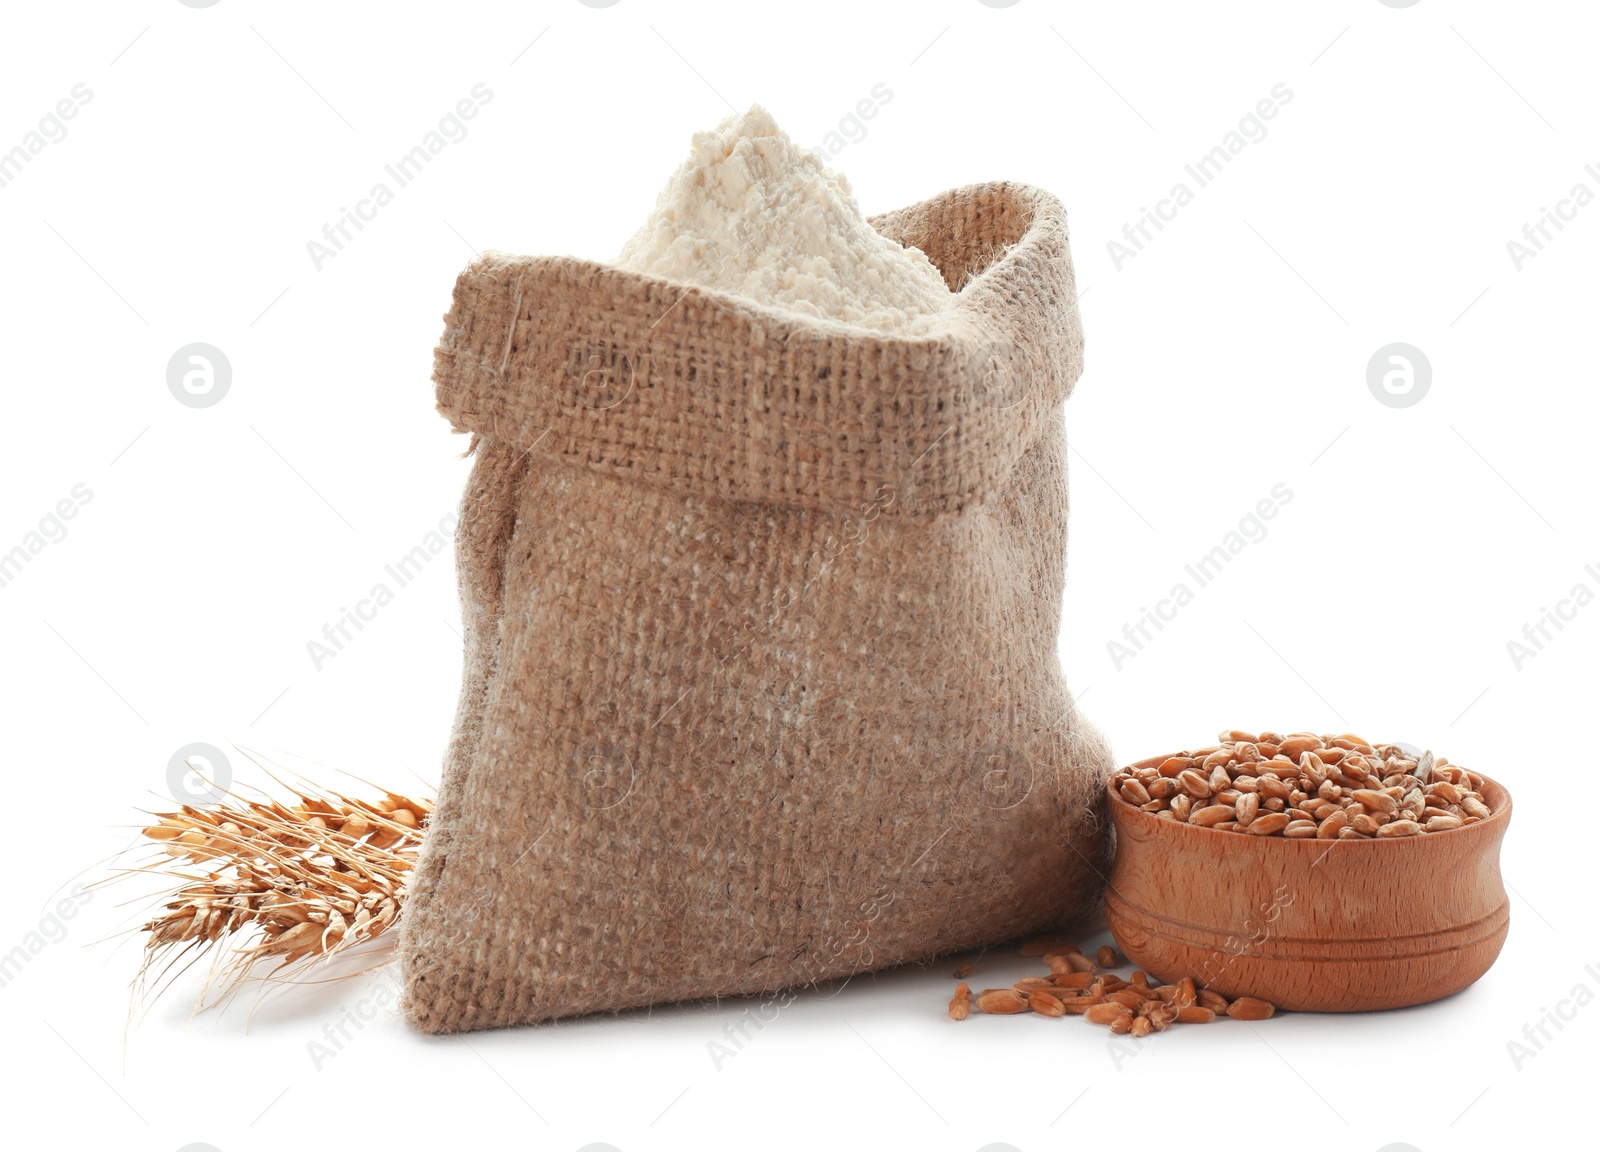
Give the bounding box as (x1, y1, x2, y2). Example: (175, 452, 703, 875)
(616, 105, 953, 331)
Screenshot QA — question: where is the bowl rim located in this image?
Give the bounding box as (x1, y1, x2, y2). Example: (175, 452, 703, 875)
(1104, 752, 1512, 848)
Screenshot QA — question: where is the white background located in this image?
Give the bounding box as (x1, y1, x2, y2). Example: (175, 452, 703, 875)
(1, 1, 1595, 1149)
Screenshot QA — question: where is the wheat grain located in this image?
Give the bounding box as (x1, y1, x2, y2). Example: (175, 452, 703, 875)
(1111, 733, 1491, 839)
(957, 934, 1278, 1036)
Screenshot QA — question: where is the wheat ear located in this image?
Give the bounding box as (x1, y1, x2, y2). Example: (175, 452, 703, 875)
(130, 782, 429, 1008)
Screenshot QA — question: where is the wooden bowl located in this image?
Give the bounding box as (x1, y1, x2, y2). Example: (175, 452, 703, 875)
(1103, 756, 1512, 1012)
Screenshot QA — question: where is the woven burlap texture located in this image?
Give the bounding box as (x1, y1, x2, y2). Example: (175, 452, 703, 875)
(399, 181, 1113, 1033)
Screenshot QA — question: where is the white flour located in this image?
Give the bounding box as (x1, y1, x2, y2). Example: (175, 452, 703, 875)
(616, 105, 953, 332)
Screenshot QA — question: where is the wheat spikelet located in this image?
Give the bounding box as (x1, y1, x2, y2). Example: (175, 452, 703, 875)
(130, 780, 429, 1008)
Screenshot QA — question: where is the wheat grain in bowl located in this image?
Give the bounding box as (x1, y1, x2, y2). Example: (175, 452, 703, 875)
(1109, 730, 1489, 839)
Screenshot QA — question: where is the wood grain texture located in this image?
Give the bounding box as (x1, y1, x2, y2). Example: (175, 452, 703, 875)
(1104, 756, 1512, 1013)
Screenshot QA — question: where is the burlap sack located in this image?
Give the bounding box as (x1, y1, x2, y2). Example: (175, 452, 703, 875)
(399, 181, 1113, 1033)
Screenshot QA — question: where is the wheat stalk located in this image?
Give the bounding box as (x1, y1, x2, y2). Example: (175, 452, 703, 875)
(129, 780, 429, 1009)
